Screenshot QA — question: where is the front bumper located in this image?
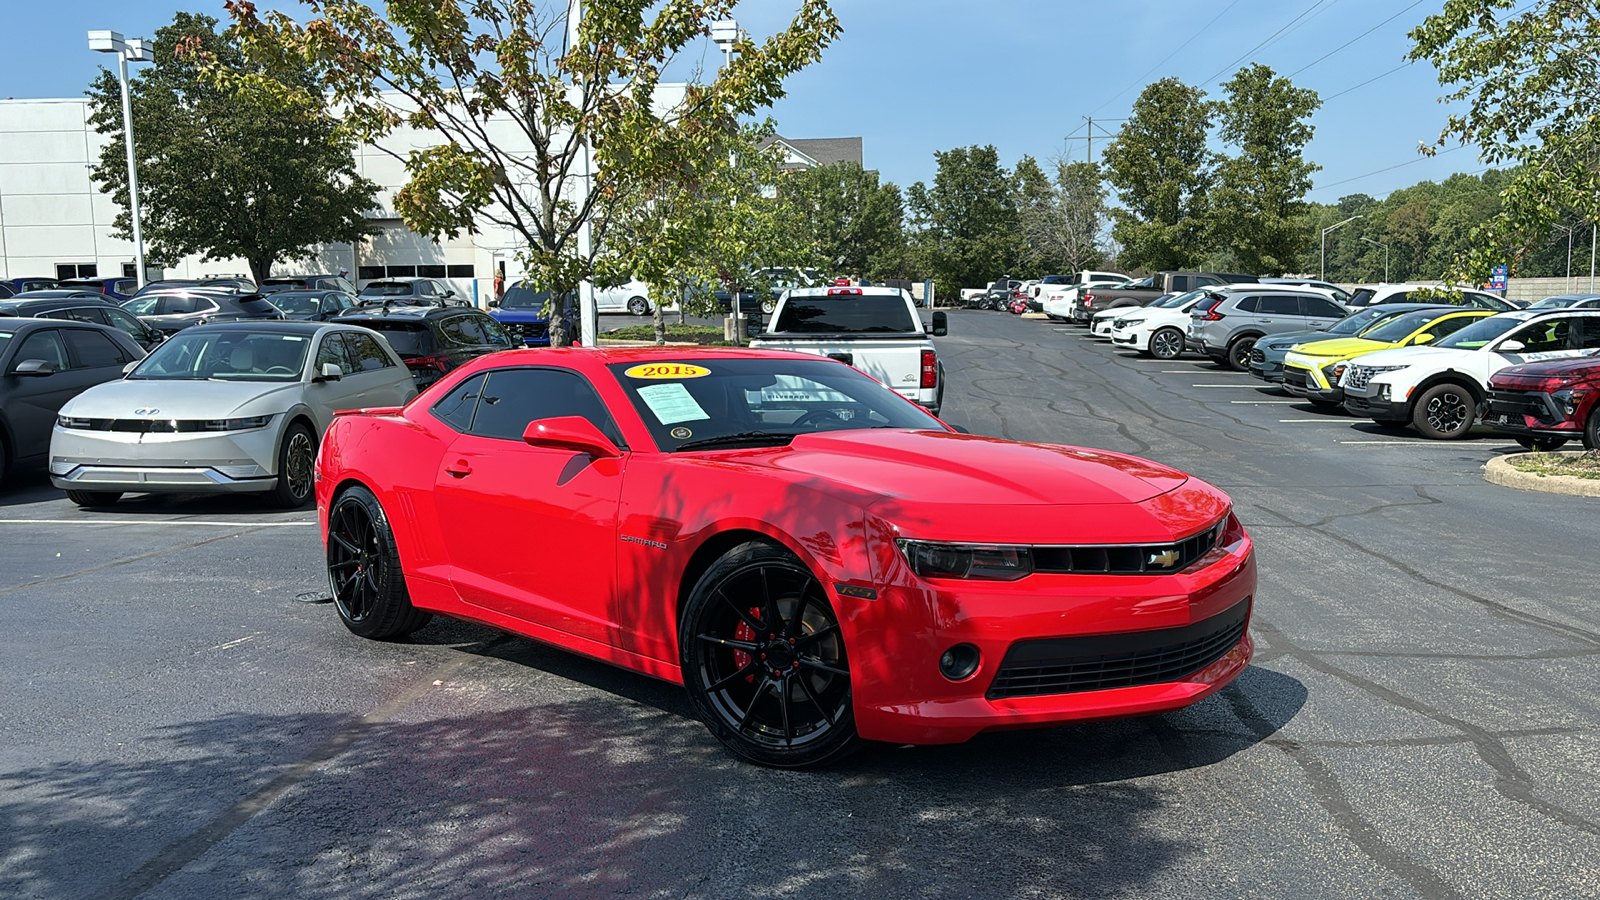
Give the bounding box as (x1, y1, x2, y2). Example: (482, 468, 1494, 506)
(1281, 365, 1345, 403)
(49, 423, 282, 494)
(1482, 390, 1582, 437)
(1342, 385, 1407, 421)
(851, 533, 1257, 745)
(1090, 319, 1117, 337)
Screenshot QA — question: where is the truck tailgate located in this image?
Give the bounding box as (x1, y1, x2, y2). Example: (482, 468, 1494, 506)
(749, 337, 927, 398)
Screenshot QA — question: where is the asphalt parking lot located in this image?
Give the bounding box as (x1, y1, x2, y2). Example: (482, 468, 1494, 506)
(3, 309, 1598, 899)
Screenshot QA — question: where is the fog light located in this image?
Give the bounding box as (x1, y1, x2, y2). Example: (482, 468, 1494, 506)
(938, 643, 981, 681)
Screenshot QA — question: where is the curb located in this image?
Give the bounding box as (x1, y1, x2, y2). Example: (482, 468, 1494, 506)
(1483, 452, 1600, 497)
(1021, 312, 1048, 319)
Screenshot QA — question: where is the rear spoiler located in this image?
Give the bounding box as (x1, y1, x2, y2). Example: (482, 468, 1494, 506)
(333, 406, 404, 417)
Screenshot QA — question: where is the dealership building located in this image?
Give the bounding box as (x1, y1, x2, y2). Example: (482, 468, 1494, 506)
(0, 94, 862, 303)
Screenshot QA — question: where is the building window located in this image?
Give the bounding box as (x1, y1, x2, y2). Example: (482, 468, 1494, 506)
(357, 266, 386, 281)
(121, 263, 137, 277)
(56, 263, 99, 279)
(418, 264, 447, 278)
(357, 263, 474, 282)
(386, 265, 417, 278)
(447, 264, 475, 278)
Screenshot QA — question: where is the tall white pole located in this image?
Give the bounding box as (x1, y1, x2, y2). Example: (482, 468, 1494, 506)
(1590, 223, 1596, 293)
(118, 52, 147, 288)
(568, 0, 597, 347)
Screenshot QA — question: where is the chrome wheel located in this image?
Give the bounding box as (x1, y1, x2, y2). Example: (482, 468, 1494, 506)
(1150, 328, 1183, 360)
(627, 296, 649, 316)
(1425, 391, 1469, 434)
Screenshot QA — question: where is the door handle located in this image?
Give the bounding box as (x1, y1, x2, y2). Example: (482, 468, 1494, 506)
(445, 460, 472, 478)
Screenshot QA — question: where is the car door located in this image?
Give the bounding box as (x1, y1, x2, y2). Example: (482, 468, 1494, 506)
(1484, 314, 1589, 379)
(1299, 294, 1346, 331)
(303, 332, 367, 429)
(431, 367, 627, 642)
(1254, 294, 1299, 332)
(93, 306, 160, 349)
(4, 328, 106, 462)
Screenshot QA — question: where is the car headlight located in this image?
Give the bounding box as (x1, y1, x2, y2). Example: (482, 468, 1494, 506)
(896, 540, 1032, 581)
(1553, 388, 1588, 417)
(57, 416, 94, 429)
(1120, 318, 1145, 327)
(201, 415, 275, 432)
(1322, 363, 1345, 383)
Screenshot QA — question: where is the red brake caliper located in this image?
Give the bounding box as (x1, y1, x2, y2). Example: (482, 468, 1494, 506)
(732, 608, 761, 679)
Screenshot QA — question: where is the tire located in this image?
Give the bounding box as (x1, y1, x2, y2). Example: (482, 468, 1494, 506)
(327, 485, 432, 639)
(1308, 397, 1341, 409)
(1586, 409, 1600, 451)
(1226, 336, 1258, 372)
(65, 490, 122, 507)
(626, 296, 650, 316)
(269, 423, 317, 508)
(680, 540, 858, 768)
(1410, 383, 1477, 440)
(1149, 327, 1184, 360)
(1515, 435, 1569, 452)
(761, 299, 776, 315)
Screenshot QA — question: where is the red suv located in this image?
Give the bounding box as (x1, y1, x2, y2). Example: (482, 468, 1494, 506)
(1482, 354, 1600, 450)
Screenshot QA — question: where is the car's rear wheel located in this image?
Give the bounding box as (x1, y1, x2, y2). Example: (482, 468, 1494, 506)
(681, 541, 858, 768)
(65, 490, 122, 507)
(1148, 327, 1184, 360)
(761, 299, 776, 315)
(1515, 435, 1569, 452)
(270, 423, 317, 508)
(327, 485, 432, 639)
(627, 296, 650, 316)
(1411, 383, 1476, 439)
(1586, 409, 1600, 451)
(1226, 336, 1258, 372)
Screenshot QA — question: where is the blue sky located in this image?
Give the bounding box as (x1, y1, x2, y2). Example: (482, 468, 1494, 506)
(2, 0, 1477, 201)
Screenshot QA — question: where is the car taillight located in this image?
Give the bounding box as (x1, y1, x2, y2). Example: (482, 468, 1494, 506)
(1200, 309, 1226, 321)
(1082, 293, 1097, 307)
(920, 349, 938, 389)
(405, 354, 450, 372)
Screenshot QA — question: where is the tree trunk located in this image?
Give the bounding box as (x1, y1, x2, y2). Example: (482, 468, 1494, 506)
(249, 255, 274, 290)
(677, 281, 687, 325)
(549, 297, 569, 347)
(652, 296, 665, 345)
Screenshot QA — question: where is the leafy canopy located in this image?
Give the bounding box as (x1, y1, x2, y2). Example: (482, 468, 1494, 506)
(1103, 78, 1214, 271)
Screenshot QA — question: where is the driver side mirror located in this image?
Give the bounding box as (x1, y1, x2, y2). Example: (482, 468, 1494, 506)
(316, 363, 343, 382)
(1498, 340, 1525, 353)
(1412, 333, 1434, 345)
(122, 360, 139, 375)
(12, 359, 57, 377)
(522, 416, 621, 458)
(488, 298, 501, 308)
(443, 289, 456, 298)
(931, 311, 949, 337)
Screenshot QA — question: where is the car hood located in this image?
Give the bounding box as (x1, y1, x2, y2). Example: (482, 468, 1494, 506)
(59, 378, 302, 419)
(1346, 345, 1464, 369)
(1289, 337, 1394, 360)
(1259, 329, 1330, 351)
(1493, 353, 1600, 380)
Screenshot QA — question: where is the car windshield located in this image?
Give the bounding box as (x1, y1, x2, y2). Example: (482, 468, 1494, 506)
(1359, 311, 1448, 344)
(608, 357, 943, 451)
(267, 293, 322, 316)
(1529, 296, 1590, 309)
(130, 330, 311, 381)
(1151, 289, 1205, 309)
(1333, 307, 1409, 335)
(360, 282, 415, 297)
(500, 286, 552, 310)
(1434, 315, 1527, 350)
(236, 297, 281, 315)
(772, 295, 917, 333)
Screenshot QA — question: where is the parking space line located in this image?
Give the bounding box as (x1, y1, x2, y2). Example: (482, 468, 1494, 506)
(1338, 440, 1494, 446)
(1279, 418, 1350, 423)
(1231, 400, 1300, 404)
(1192, 384, 1264, 388)
(0, 518, 313, 527)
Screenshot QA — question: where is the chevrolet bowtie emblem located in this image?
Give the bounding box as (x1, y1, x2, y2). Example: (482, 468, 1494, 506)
(134, 408, 160, 416)
(1148, 549, 1180, 567)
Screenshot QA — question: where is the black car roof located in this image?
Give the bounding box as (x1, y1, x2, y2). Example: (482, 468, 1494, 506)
(2, 292, 113, 304)
(0, 298, 120, 315)
(0, 316, 127, 336)
(174, 320, 331, 336)
(338, 305, 477, 321)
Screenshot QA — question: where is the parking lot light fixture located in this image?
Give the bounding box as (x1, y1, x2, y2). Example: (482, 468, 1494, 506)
(1360, 236, 1390, 282)
(88, 30, 156, 289)
(1320, 214, 1363, 281)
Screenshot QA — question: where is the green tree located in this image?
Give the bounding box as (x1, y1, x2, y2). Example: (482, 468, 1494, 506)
(86, 12, 380, 285)
(1019, 160, 1108, 274)
(1409, 0, 1600, 281)
(1207, 64, 1320, 275)
(906, 145, 1018, 298)
(780, 161, 907, 280)
(223, 0, 839, 345)
(1103, 78, 1215, 271)
(1009, 154, 1055, 271)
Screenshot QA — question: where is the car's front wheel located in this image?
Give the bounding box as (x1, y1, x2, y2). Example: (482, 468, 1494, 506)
(627, 296, 650, 316)
(1411, 383, 1476, 439)
(1148, 327, 1184, 360)
(65, 490, 122, 508)
(327, 485, 432, 639)
(269, 423, 317, 508)
(1586, 409, 1600, 451)
(1515, 435, 1569, 452)
(680, 541, 858, 768)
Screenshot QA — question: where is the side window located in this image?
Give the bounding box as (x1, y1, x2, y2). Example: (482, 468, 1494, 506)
(1169, 276, 1190, 292)
(439, 315, 485, 346)
(431, 372, 486, 432)
(1424, 317, 1477, 341)
(1258, 295, 1299, 315)
(12, 329, 70, 370)
(1194, 276, 1222, 287)
(102, 308, 149, 341)
(1511, 318, 1576, 352)
(480, 317, 514, 347)
(1574, 317, 1600, 349)
(115, 280, 137, 295)
(158, 296, 199, 315)
(1232, 296, 1260, 313)
(417, 281, 435, 297)
(48, 307, 106, 325)
(345, 333, 394, 371)
(63, 327, 132, 367)
(1302, 296, 1345, 318)
(468, 368, 623, 445)
(321, 293, 346, 314)
(315, 333, 353, 373)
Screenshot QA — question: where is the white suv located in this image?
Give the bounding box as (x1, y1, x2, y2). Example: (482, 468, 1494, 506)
(1341, 309, 1600, 438)
(1347, 283, 1514, 311)
(1108, 290, 1209, 358)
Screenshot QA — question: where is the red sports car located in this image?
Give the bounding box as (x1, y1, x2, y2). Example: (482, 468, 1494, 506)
(316, 347, 1255, 767)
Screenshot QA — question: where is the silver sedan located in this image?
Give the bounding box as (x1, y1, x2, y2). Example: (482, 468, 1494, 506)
(50, 322, 418, 507)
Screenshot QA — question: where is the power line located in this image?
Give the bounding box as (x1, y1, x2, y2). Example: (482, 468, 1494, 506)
(1322, 61, 1413, 103)
(1308, 144, 1473, 194)
(1288, 0, 1428, 79)
(1088, 0, 1244, 116)
(1198, 0, 1333, 87)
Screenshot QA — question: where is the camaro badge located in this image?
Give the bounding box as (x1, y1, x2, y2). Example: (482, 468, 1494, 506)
(620, 535, 668, 550)
(1148, 549, 1181, 568)
(833, 583, 878, 600)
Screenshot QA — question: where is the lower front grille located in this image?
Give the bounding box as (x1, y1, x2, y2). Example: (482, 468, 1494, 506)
(987, 599, 1251, 699)
(1249, 348, 1265, 364)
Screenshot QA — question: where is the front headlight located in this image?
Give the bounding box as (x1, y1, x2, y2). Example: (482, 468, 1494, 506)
(1322, 363, 1346, 384)
(1553, 388, 1588, 417)
(57, 416, 94, 429)
(201, 415, 275, 432)
(896, 540, 1032, 581)
(1120, 318, 1145, 328)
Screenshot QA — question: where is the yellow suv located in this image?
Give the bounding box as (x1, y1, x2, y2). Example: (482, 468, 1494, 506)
(1282, 308, 1496, 406)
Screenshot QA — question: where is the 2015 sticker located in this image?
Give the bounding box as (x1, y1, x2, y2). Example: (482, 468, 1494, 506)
(625, 363, 711, 379)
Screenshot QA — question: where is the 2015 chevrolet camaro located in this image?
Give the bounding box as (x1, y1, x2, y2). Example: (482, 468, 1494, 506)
(316, 347, 1256, 767)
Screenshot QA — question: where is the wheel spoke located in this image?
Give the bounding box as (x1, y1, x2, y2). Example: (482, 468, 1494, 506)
(794, 667, 834, 726)
(799, 658, 849, 677)
(717, 591, 765, 633)
(697, 633, 761, 652)
(736, 676, 772, 732)
(787, 588, 810, 639)
(794, 622, 840, 647)
(329, 530, 359, 555)
(707, 660, 761, 693)
(329, 559, 360, 571)
(778, 676, 794, 746)
(758, 566, 782, 634)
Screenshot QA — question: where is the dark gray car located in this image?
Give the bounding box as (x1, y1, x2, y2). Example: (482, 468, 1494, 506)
(120, 290, 286, 335)
(1187, 286, 1348, 371)
(0, 294, 166, 349)
(0, 318, 146, 486)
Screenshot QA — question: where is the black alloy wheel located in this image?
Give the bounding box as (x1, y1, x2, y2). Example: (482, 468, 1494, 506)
(1411, 383, 1476, 439)
(1148, 327, 1184, 360)
(326, 485, 432, 639)
(681, 541, 858, 768)
(627, 296, 650, 316)
(1226, 336, 1258, 372)
(1586, 409, 1600, 451)
(1515, 435, 1569, 452)
(270, 423, 317, 508)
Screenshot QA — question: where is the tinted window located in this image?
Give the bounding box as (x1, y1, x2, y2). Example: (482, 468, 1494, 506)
(481, 317, 514, 347)
(469, 368, 621, 444)
(63, 327, 130, 367)
(432, 373, 485, 432)
(439, 316, 489, 346)
(1193, 276, 1223, 287)
(1362, 312, 1446, 343)
(102, 308, 149, 341)
(268, 293, 323, 316)
(1424, 315, 1481, 340)
(359, 282, 416, 298)
(1169, 276, 1192, 291)
(1258, 296, 1299, 315)
(236, 297, 281, 315)
(12, 330, 70, 369)
(1232, 296, 1260, 313)
(1574, 317, 1600, 349)
(358, 322, 432, 357)
(1303, 297, 1345, 318)
(772, 296, 917, 333)
(45, 307, 105, 325)
(501, 286, 551, 310)
(1508, 317, 1578, 352)
(115, 280, 136, 295)
(158, 296, 202, 315)
(344, 333, 393, 371)
(315, 333, 353, 373)
(1191, 296, 1224, 316)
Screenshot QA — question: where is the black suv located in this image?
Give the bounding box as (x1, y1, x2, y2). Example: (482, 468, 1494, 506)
(335, 305, 517, 388)
(119, 290, 286, 334)
(261, 274, 356, 294)
(0, 293, 165, 349)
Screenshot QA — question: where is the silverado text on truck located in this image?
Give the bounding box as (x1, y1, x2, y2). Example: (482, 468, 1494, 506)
(750, 284, 949, 415)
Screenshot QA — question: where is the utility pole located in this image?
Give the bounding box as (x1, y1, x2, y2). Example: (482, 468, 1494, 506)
(567, 0, 598, 347)
(1061, 117, 1124, 164)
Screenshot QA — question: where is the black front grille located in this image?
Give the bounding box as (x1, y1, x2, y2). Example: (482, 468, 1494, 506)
(987, 598, 1251, 699)
(1486, 390, 1559, 426)
(1249, 348, 1265, 364)
(1030, 520, 1226, 576)
(1283, 366, 1313, 388)
(505, 321, 549, 341)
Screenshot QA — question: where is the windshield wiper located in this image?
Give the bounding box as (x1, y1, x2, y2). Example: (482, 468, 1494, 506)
(673, 431, 797, 452)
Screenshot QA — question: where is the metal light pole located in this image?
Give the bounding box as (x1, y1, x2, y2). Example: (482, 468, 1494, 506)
(1360, 237, 1390, 283)
(710, 19, 747, 339)
(1320, 215, 1363, 281)
(564, 1, 600, 347)
(88, 31, 155, 288)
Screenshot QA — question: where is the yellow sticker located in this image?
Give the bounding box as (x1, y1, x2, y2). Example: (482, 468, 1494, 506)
(624, 363, 711, 380)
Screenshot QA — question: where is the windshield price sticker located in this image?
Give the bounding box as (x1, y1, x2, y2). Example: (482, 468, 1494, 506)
(636, 383, 710, 424)
(625, 363, 710, 380)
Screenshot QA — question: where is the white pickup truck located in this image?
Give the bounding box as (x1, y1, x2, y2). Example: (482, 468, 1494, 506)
(750, 284, 949, 415)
